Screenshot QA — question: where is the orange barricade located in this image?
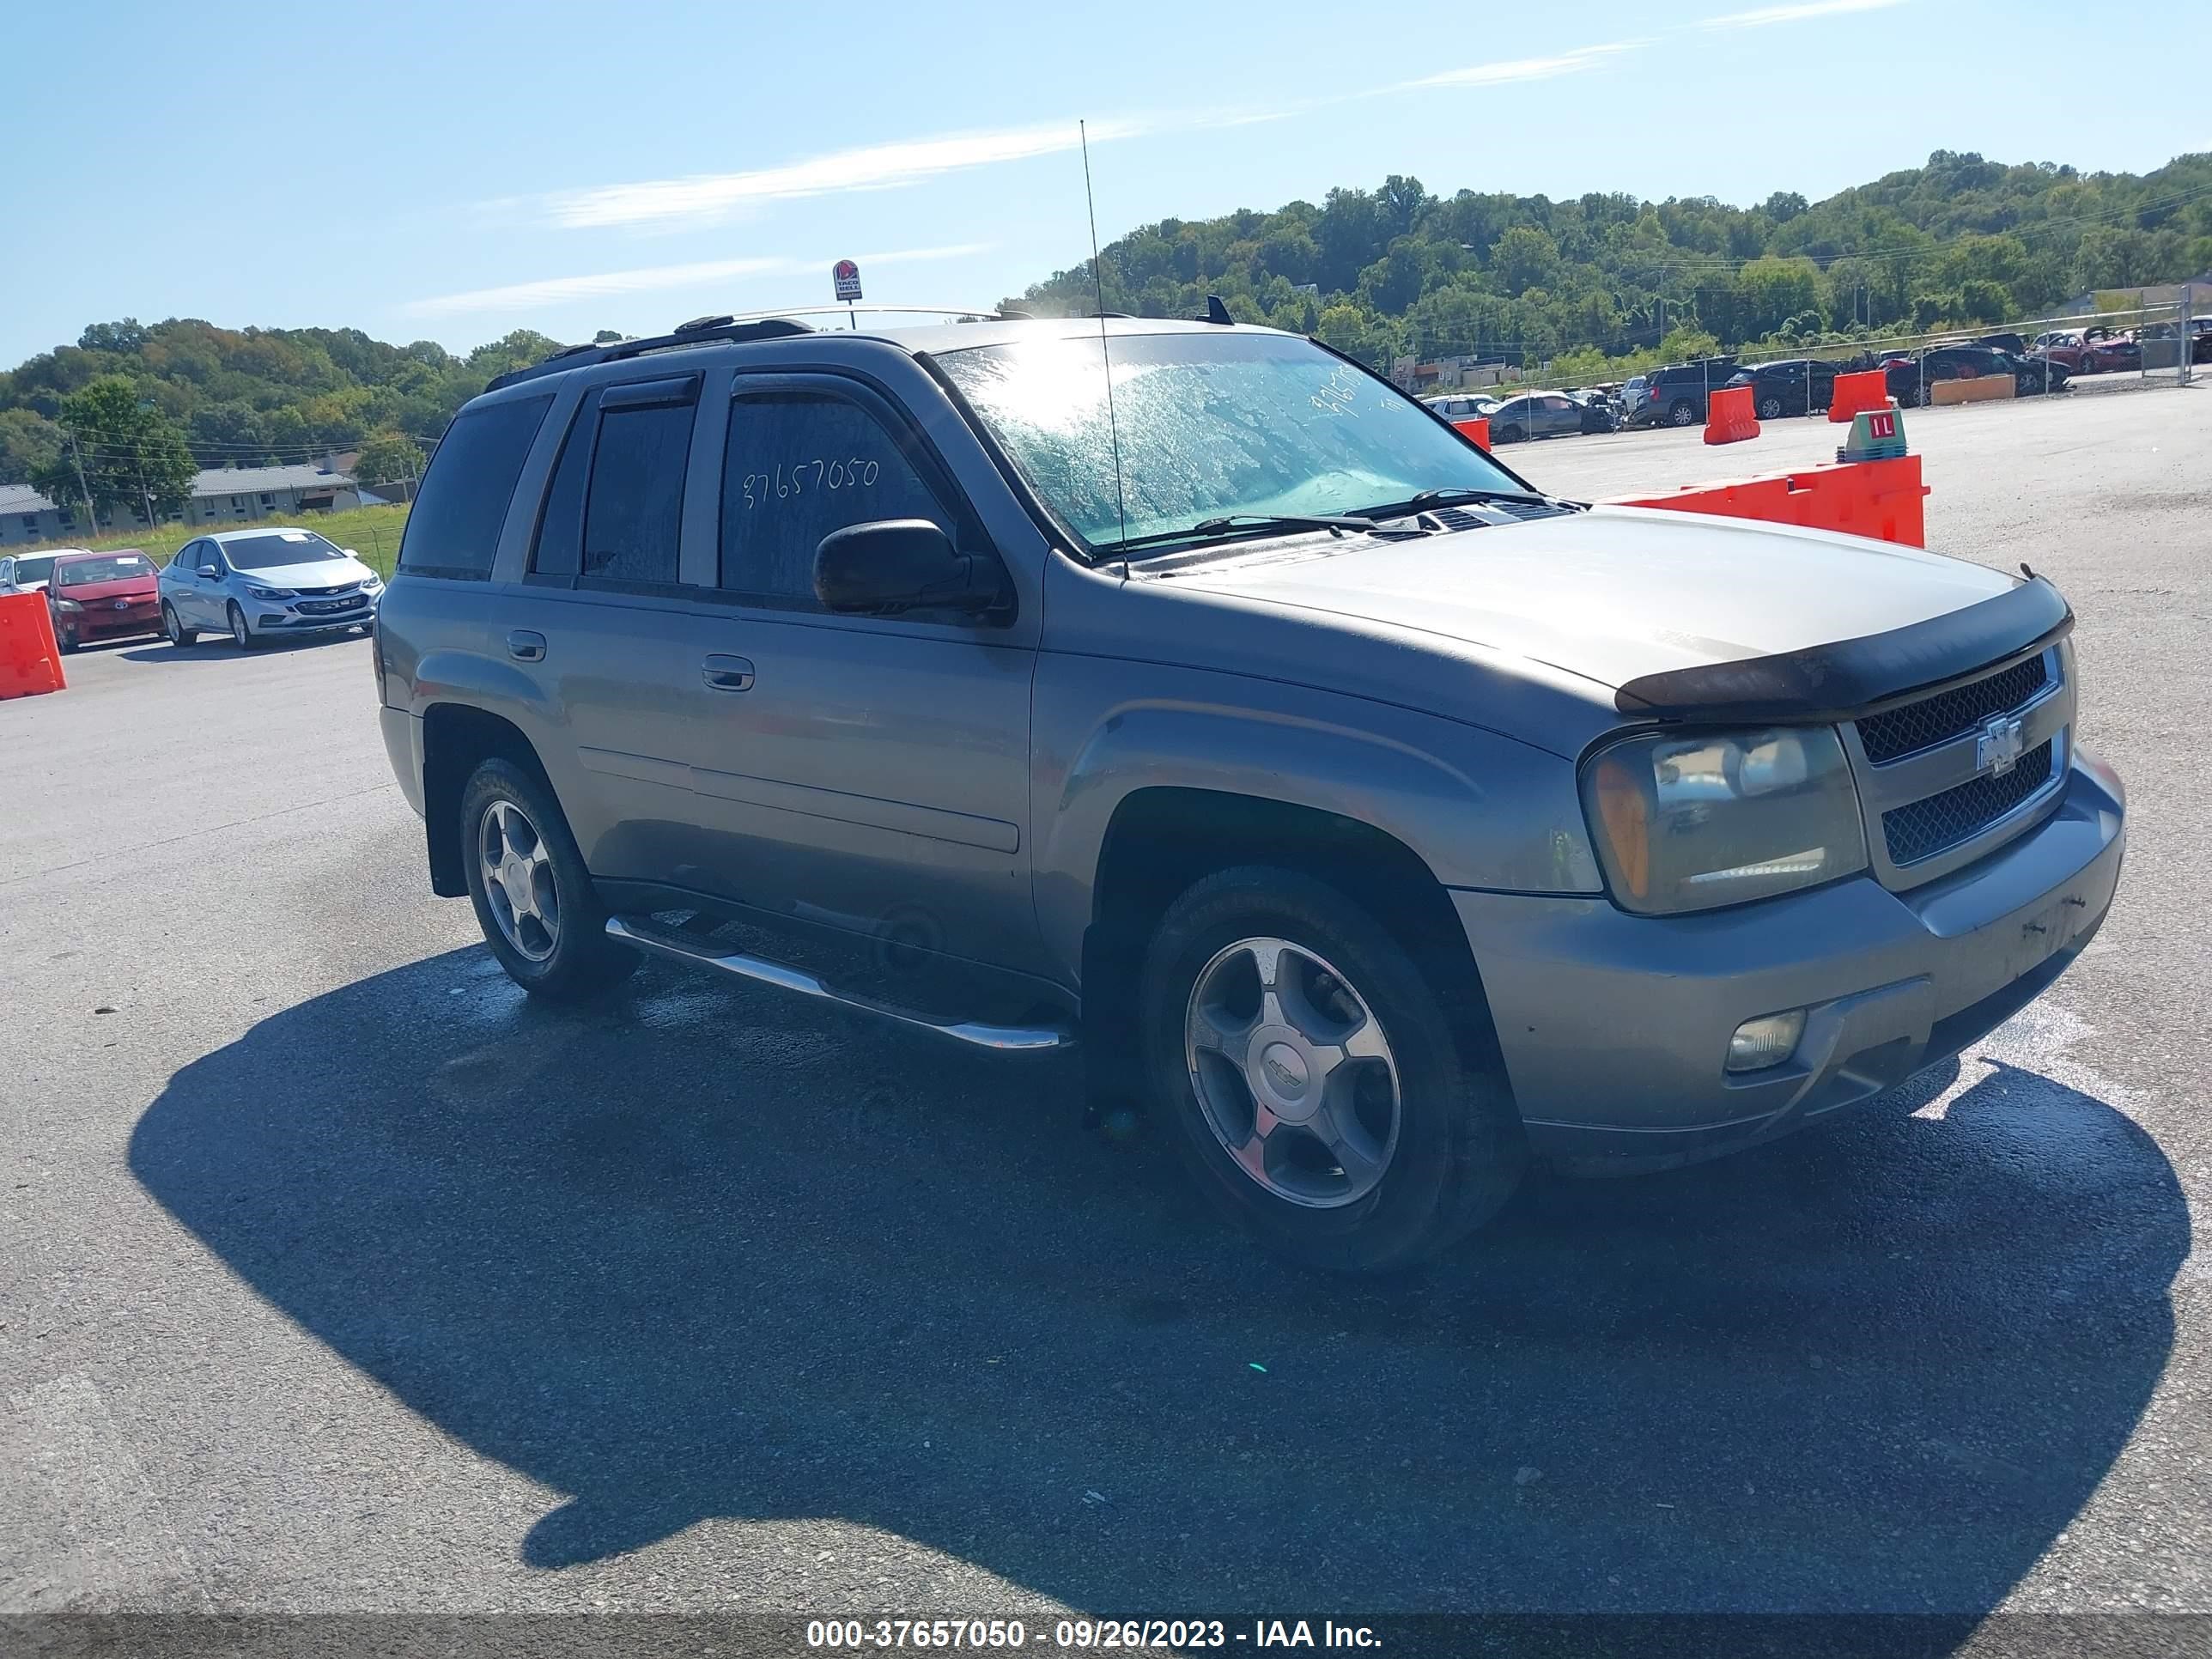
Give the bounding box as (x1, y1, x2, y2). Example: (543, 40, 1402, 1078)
(1613, 454, 1929, 548)
(0, 590, 67, 700)
(1452, 416, 1490, 449)
(1703, 385, 1760, 445)
(1827, 368, 1891, 423)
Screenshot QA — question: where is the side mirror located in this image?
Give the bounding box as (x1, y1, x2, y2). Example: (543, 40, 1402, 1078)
(342, 548, 358, 557)
(198, 565, 220, 579)
(814, 520, 1001, 617)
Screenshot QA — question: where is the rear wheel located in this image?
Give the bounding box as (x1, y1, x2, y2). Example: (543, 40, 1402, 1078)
(162, 602, 196, 647)
(226, 602, 256, 651)
(1668, 398, 1696, 427)
(1495, 423, 1526, 444)
(1916, 383, 1937, 408)
(460, 757, 638, 1001)
(1138, 866, 1525, 1273)
(1756, 394, 1784, 421)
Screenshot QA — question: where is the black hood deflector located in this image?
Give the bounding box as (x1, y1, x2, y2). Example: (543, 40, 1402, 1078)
(1613, 576, 2073, 724)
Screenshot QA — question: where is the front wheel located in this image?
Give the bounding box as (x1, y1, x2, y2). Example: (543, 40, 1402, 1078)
(1494, 423, 1526, 444)
(1757, 395, 1784, 421)
(162, 601, 197, 647)
(460, 757, 639, 1001)
(1139, 866, 1524, 1273)
(226, 601, 257, 651)
(55, 619, 79, 653)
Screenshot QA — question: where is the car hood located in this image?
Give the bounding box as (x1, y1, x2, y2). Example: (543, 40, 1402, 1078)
(229, 557, 376, 591)
(55, 574, 157, 603)
(1160, 506, 2016, 695)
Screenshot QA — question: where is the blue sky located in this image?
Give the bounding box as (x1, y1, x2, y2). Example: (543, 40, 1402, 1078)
(1, 0, 2201, 368)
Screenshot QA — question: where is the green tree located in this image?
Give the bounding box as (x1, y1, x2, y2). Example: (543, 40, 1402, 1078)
(33, 375, 196, 521)
(1732, 256, 1821, 339)
(351, 429, 424, 489)
(1490, 226, 1561, 295)
(0, 408, 64, 483)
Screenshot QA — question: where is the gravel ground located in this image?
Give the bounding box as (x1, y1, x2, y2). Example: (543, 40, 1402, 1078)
(3, 384, 2207, 1635)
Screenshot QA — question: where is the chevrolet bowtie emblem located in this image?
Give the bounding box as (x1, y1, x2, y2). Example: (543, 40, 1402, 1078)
(1976, 713, 2027, 778)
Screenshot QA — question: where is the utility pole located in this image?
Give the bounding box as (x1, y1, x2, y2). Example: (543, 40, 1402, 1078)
(68, 434, 97, 533)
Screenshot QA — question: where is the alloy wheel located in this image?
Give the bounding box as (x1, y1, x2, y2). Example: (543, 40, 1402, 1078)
(1183, 936, 1401, 1209)
(478, 799, 561, 963)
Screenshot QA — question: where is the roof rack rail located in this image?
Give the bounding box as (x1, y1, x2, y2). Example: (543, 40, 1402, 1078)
(483, 316, 816, 392)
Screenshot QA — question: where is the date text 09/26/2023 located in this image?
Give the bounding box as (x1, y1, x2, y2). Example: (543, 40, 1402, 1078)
(805, 1618, 1382, 1650)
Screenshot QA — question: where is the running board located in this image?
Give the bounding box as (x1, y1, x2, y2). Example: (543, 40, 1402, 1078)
(605, 916, 1075, 1053)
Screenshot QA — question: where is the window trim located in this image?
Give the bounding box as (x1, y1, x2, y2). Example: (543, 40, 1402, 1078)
(710, 369, 995, 619)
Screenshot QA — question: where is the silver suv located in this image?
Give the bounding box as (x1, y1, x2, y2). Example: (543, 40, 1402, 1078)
(372, 311, 2124, 1272)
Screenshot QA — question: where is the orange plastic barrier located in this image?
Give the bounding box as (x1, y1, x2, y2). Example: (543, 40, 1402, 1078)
(1452, 416, 1490, 449)
(1703, 385, 1760, 445)
(1613, 454, 1929, 548)
(0, 590, 66, 700)
(1827, 368, 1891, 423)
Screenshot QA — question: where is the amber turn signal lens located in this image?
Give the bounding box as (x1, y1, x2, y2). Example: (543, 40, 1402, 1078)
(1592, 755, 1649, 902)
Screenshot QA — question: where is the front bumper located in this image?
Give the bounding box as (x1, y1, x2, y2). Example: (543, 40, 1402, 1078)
(1454, 753, 2125, 1171)
(251, 593, 379, 634)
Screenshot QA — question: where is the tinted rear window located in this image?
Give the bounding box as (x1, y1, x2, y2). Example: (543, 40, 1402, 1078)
(582, 402, 692, 586)
(398, 395, 553, 577)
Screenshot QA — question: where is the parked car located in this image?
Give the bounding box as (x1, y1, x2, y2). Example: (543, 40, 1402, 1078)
(156, 527, 384, 650)
(1565, 390, 1620, 432)
(1886, 344, 2069, 405)
(1629, 361, 1741, 428)
(1725, 358, 1840, 419)
(2030, 326, 2136, 375)
(1972, 332, 2028, 356)
(373, 310, 2124, 1273)
(2130, 319, 2212, 369)
(1426, 393, 1502, 422)
(45, 550, 161, 651)
(1620, 374, 1650, 422)
(0, 550, 82, 596)
(1486, 392, 1589, 442)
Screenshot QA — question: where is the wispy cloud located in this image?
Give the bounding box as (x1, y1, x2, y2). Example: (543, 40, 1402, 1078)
(1401, 41, 1641, 89)
(1700, 0, 1904, 27)
(405, 243, 992, 318)
(543, 120, 1160, 232)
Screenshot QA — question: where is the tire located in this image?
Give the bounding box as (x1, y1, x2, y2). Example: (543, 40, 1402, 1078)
(227, 601, 257, 651)
(162, 601, 196, 648)
(56, 620, 79, 654)
(1495, 423, 1525, 444)
(1757, 395, 1784, 421)
(459, 757, 639, 1001)
(1137, 866, 1525, 1273)
(1668, 398, 1696, 427)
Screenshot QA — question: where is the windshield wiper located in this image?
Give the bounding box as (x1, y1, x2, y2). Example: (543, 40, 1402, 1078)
(1098, 512, 1383, 556)
(1365, 486, 1555, 516)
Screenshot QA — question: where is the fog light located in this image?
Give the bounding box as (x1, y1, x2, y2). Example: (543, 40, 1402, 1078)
(1727, 1009, 1807, 1073)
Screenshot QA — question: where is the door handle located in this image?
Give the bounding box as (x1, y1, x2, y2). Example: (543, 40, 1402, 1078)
(506, 629, 547, 663)
(702, 653, 755, 692)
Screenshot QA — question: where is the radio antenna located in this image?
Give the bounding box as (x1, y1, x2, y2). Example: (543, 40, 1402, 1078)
(1079, 120, 1132, 580)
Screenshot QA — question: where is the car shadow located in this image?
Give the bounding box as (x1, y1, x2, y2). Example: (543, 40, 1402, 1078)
(129, 947, 2184, 1617)
(114, 632, 367, 665)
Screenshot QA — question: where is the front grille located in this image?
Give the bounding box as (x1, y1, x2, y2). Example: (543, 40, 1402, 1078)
(296, 593, 368, 615)
(1858, 654, 2049, 764)
(1881, 738, 2054, 865)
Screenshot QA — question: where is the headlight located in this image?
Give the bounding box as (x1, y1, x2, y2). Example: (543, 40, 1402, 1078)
(245, 584, 295, 601)
(53, 597, 82, 613)
(1580, 726, 1867, 915)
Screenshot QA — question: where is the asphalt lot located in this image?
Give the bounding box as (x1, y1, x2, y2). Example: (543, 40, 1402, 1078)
(3, 385, 2208, 1632)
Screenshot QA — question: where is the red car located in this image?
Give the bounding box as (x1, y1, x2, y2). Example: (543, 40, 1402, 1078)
(46, 550, 163, 652)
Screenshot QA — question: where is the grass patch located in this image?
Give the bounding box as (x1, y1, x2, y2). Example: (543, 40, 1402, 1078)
(15, 502, 410, 579)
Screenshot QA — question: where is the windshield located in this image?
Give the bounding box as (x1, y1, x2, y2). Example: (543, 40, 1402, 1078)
(934, 331, 1526, 550)
(8, 556, 58, 585)
(220, 530, 347, 571)
(55, 554, 154, 587)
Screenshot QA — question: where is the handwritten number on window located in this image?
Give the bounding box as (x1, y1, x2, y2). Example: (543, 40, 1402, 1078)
(739, 456, 884, 509)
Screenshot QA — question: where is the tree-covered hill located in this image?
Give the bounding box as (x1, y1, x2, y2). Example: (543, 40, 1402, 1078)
(1009, 149, 2212, 379)
(0, 323, 579, 485)
(5, 148, 2207, 488)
